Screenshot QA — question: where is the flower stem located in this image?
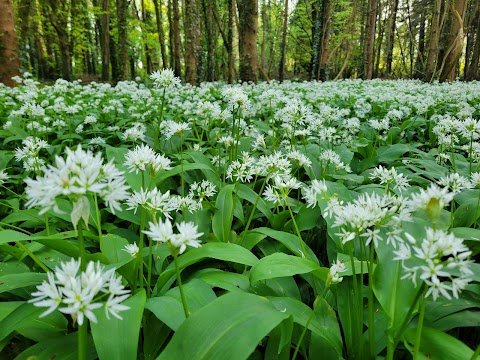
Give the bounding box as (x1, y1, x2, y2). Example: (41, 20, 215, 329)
(134, 208, 147, 293)
(471, 344, 480, 360)
(286, 199, 307, 257)
(413, 296, 426, 360)
(45, 213, 50, 236)
(238, 177, 267, 245)
(147, 236, 154, 297)
(93, 194, 103, 252)
(77, 221, 86, 271)
(368, 244, 376, 358)
(153, 87, 167, 151)
(16, 241, 50, 272)
(173, 254, 189, 318)
(78, 320, 88, 360)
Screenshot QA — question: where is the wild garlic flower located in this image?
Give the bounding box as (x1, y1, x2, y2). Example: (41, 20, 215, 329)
(329, 260, 346, 285)
(143, 218, 203, 255)
(150, 69, 181, 88)
(226, 153, 256, 183)
(393, 228, 473, 301)
(189, 180, 217, 201)
(124, 144, 172, 174)
(0, 170, 8, 185)
(407, 184, 454, 220)
(263, 175, 303, 206)
(24, 145, 129, 228)
(303, 179, 328, 208)
(15, 136, 50, 171)
(370, 165, 410, 191)
(29, 258, 130, 325)
(437, 173, 473, 194)
(123, 243, 139, 257)
(126, 187, 175, 218)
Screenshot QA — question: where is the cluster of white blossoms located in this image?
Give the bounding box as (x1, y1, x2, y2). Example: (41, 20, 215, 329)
(24, 145, 129, 228)
(263, 175, 303, 206)
(124, 144, 172, 174)
(393, 228, 473, 301)
(328, 192, 411, 248)
(150, 68, 181, 88)
(15, 136, 50, 172)
(329, 260, 346, 285)
(370, 165, 410, 192)
(29, 258, 130, 325)
(143, 218, 203, 255)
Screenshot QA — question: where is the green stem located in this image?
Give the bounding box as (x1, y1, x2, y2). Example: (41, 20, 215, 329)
(470, 136, 473, 175)
(180, 140, 185, 197)
(16, 241, 50, 272)
(238, 177, 267, 245)
(78, 320, 88, 360)
(292, 288, 328, 360)
(134, 208, 147, 293)
(471, 344, 480, 360)
(77, 221, 86, 271)
(153, 87, 167, 151)
(349, 250, 362, 358)
(368, 244, 376, 358)
(45, 213, 50, 236)
(147, 236, 154, 297)
(93, 194, 103, 252)
(413, 295, 426, 359)
(286, 199, 307, 257)
(174, 254, 189, 318)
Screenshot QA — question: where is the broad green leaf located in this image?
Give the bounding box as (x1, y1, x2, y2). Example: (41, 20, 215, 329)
(212, 184, 235, 242)
(377, 144, 412, 163)
(250, 253, 320, 283)
(428, 310, 480, 331)
(156, 243, 258, 293)
(451, 227, 480, 241)
(146, 279, 217, 330)
(453, 198, 480, 228)
(404, 326, 474, 360)
(0, 273, 47, 294)
(192, 269, 250, 292)
(91, 289, 146, 360)
(14, 331, 97, 360)
(235, 183, 273, 220)
(250, 227, 318, 263)
(157, 292, 289, 360)
(154, 162, 213, 185)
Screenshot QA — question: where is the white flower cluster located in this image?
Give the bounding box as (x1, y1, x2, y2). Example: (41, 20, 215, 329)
(29, 258, 130, 325)
(25, 145, 129, 227)
(370, 165, 410, 192)
(124, 144, 172, 174)
(394, 228, 473, 301)
(150, 69, 181, 88)
(143, 218, 203, 255)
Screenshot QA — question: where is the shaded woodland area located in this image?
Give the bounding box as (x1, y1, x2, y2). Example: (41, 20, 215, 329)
(1, 0, 480, 85)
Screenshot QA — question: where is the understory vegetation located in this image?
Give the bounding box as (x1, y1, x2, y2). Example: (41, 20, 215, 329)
(0, 73, 479, 359)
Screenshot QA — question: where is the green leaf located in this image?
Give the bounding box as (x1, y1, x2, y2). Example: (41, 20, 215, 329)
(235, 183, 273, 220)
(404, 326, 474, 360)
(249, 227, 318, 264)
(212, 184, 235, 242)
(156, 243, 258, 293)
(250, 253, 320, 283)
(14, 331, 97, 360)
(156, 292, 289, 360)
(146, 279, 217, 331)
(453, 198, 480, 227)
(90, 289, 146, 360)
(0, 273, 47, 294)
(192, 269, 250, 292)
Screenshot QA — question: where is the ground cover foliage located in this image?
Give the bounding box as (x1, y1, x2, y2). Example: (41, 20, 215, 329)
(0, 73, 479, 359)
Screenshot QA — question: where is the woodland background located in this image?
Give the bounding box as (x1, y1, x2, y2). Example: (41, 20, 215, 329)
(0, 0, 479, 86)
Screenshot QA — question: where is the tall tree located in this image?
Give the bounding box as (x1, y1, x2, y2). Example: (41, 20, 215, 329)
(466, 0, 480, 80)
(117, 0, 129, 80)
(237, 0, 259, 82)
(172, 0, 182, 77)
(0, 0, 21, 86)
(101, 0, 110, 80)
(425, 0, 441, 81)
(184, 0, 201, 84)
(278, 0, 289, 81)
(153, 0, 168, 68)
(318, 0, 331, 80)
(364, 0, 377, 79)
(383, 0, 398, 77)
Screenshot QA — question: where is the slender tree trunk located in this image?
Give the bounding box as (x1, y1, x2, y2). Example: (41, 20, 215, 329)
(184, 0, 201, 84)
(374, 0, 385, 78)
(278, 0, 288, 82)
(364, 0, 377, 79)
(414, 6, 426, 78)
(33, 0, 49, 79)
(153, 0, 168, 68)
(101, 0, 110, 80)
(464, 0, 479, 78)
(117, 0, 129, 80)
(202, 0, 215, 81)
(319, 0, 331, 80)
(237, 0, 259, 82)
(46, 0, 72, 81)
(383, 0, 398, 77)
(467, 4, 480, 79)
(172, 0, 182, 77)
(439, 0, 467, 81)
(140, 0, 153, 74)
(228, 0, 234, 82)
(0, 0, 21, 86)
(426, 0, 441, 81)
(311, 0, 322, 80)
(260, 0, 267, 78)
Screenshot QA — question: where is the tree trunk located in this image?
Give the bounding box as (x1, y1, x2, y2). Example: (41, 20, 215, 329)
(467, 4, 480, 79)
(101, 0, 110, 80)
(278, 0, 288, 82)
(117, 0, 129, 80)
(310, 0, 322, 80)
(228, 0, 234, 82)
(439, 0, 467, 81)
(426, 0, 441, 81)
(364, 0, 377, 79)
(203, 0, 215, 81)
(383, 0, 398, 77)
(153, 0, 168, 68)
(319, 0, 331, 80)
(373, 0, 385, 78)
(414, 5, 426, 78)
(237, 0, 258, 82)
(172, 0, 182, 77)
(0, 0, 21, 86)
(140, 0, 153, 74)
(184, 0, 201, 84)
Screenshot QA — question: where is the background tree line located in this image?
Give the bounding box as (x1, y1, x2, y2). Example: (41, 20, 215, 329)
(1, 0, 480, 86)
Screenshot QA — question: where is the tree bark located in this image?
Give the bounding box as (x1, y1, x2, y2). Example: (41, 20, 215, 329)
(237, 0, 258, 82)
(117, 0, 129, 80)
(439, 0, 467, 81)
(426, 0, 441, 81)
(414, 5, 426, 78)
(0, 0, 21, 86)
(153, 0, 168, 68)
(467, 3, 480, 79)
(319, 0, 331, 80)
(364, 0, 377, 79)
(184, 0, 201, 84)
(172, 0, 182, 77)
(202, 0, 215, 81)
(278, 0, 289, 82)
(383, 0, 398, 77)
